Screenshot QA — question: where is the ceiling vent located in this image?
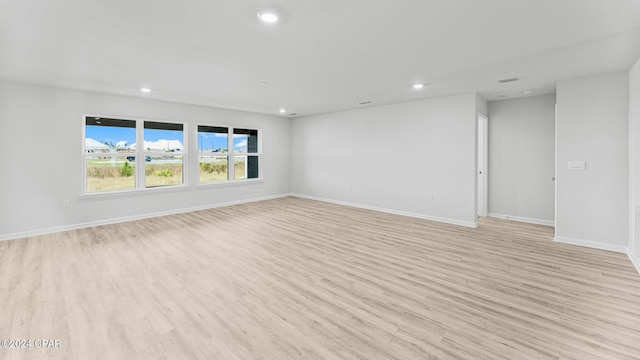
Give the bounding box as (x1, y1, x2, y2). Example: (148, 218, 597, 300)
(497, 77, 520, 84)
(359, 101, 371, 105)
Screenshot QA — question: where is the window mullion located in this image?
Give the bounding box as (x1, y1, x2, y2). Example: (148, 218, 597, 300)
(228, 127, 235, 181)
(136, 119, 144, 189)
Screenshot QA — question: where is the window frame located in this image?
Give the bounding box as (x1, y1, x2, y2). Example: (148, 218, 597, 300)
(82, 114, 189, 195)
(141, 120, 187, 189)
(197, 125, 262, 186)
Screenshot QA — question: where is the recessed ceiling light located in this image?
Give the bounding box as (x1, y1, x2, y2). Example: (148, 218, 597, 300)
(140, 87, 151, 93)
(523, 90, 534, 95)
(258, 11, 279, 23)
(259, 81, 269, 86)
(413, 84, 424, 89)
(279, 108, 286, 113)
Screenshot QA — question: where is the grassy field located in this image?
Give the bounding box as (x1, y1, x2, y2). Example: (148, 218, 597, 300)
(86, 158, 136, 192)
(86, 158, 183, 192)
(198, 158, 247, 183)
(145, 164, 183, 188)
(85, 158, 247, 192)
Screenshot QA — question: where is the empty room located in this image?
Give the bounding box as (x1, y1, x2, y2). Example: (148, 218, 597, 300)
(1, 1, 640, 359)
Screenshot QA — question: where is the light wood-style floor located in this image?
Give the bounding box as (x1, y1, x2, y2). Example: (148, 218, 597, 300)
(1, 197, 639, 360)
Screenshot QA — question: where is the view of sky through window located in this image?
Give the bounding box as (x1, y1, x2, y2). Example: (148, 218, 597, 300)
(86, 125, 183, 150)
(196, 132, 249, 152)
(87, 123, 248, 152)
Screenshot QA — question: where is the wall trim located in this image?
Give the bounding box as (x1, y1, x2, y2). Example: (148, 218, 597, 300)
(488, 213, 555, 226)
(291, 193, 477, 228)
(0, 193, 291, 242)
(554, 235, 628, 254)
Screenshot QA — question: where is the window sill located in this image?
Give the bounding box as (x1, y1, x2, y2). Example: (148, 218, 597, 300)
(78, 179, 264, 200)
(78, 184, 191, 200)
(196, 178, 264, 189)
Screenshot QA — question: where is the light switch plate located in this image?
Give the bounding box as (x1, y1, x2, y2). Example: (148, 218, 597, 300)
(568, 161, 586, 170)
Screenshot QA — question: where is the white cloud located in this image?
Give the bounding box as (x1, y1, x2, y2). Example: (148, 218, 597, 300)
(85, 138, 108, 149)
(130, 139, 183, 151)
(234, 139, 247, 148)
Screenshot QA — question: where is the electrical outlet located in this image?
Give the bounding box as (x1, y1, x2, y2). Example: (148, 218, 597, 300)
(62, 200, 70, 208)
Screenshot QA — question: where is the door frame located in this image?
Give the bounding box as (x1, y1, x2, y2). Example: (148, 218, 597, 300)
(554, 103, 557, 231)
(477, 113, 489, 218)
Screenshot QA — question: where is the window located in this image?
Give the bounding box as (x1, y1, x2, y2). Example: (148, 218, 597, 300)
(233, 128, 259, 180)
(84, 117, 137, 192)
(83, 116, 258, 194)
(198, 126, 229, 183)
(198, 126, 260, 183)
(143, 121, 184, 188)
(83, 116, 186, 193)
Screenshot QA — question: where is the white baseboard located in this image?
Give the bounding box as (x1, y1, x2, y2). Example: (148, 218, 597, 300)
(488, 213, 555, 226)
(628, 251, 640, 275)
(0, 193, 291, 242)
(554, 235, 628, 254)
(291, 193, 477, 228)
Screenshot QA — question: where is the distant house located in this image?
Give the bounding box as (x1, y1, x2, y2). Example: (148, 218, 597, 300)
(115, 140, 131, 152)
(85, 138, 109, 153)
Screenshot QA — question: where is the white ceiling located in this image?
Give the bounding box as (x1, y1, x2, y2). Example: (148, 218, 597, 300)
(1, 0, 640, 117)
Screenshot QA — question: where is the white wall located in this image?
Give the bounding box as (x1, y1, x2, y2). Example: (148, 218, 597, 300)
(291, 94, 479, 227)
(556, 72, 629, 251)
(476, 94, 488, 116)
(0, 81, 291, 239)
(629, 58, 640, 271)
(487, 95, 556, 224)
